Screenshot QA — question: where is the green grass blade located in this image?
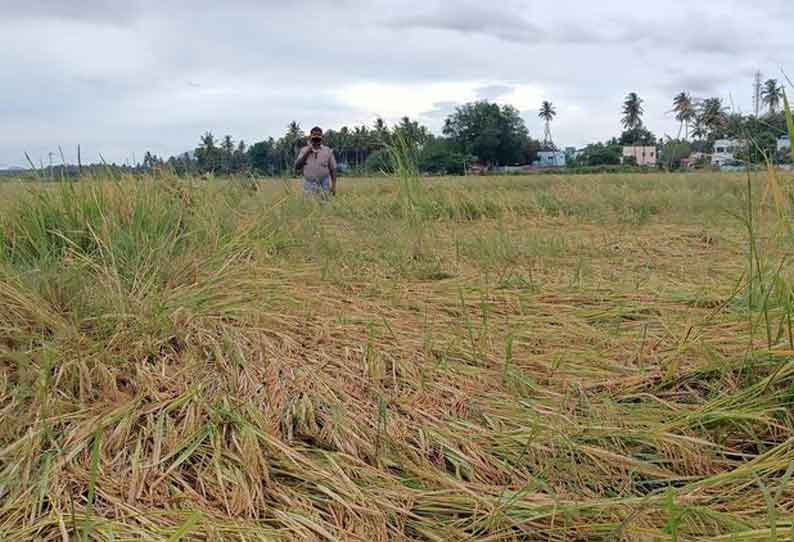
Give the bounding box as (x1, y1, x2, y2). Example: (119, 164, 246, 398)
(166, 511, 203, 542)
(784, 90, 794, 164)
(83, 429, 102, 542)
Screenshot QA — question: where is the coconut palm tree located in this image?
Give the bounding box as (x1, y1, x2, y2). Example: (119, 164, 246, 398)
(538, 101, 557, 148)
(372, 117, 389, 147)
(761, 79, 783, 115)
(622, 92, 645, 130)
(671, 91, 695, 140)
(700, 97, 727, 136)
(691, 112, 707, 141)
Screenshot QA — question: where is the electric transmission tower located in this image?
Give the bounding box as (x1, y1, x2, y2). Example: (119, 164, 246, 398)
(543, 122, 553, 149)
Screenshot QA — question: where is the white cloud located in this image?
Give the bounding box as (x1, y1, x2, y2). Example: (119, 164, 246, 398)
(0, 0, 792, 165)
(336, 81, 478, 124)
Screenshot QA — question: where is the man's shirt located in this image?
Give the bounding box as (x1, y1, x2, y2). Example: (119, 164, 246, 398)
(298, 145, 336, 181)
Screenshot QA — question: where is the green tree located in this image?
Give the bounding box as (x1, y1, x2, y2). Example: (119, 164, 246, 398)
(372, 117, 389, 147)
(660, 139, 692, 170)
(700, 98, 728, 138)
(671, 92, 695, 140)
(418, 137, 472, 175)
(761, 79, 783, 115)
(330, 126, 353, 167)
(276, 121, 304, 173)
(142, 151, 163, 171)
(232, 140, 248, 173)
(443, 101, 531, 166)
(393, 116, 431, 150)
(619, 126, 656, 145)
(723, 113, 746, 139)
(220, 135, 235, 174)
(195, 131, 222, 173)
(538, 101, 557, 148)
(365, 149, 392, 174)
(621, 92, 645, 130)
(732, 114, 788, 163)
(734, 132, 777, 164)
(577, 143, 622, 166)
(248, 138, 277, 175)
(179, 152, 195, 175)
(691, 113, 707, 141)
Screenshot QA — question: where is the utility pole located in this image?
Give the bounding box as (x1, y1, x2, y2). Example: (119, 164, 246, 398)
(753, 71, 762, 118)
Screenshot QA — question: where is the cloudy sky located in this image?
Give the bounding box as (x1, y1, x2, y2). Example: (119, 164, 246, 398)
(1, 0, 792, 167)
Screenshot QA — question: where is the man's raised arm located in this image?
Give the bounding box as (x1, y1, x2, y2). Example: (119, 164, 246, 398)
(294, 146, 311, 171)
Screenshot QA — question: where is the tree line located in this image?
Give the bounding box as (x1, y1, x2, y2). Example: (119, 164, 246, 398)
(572, 79, 790, 168)
(17, 79, 789, 180)
(150, 80, 789, 176)
(142, 102, 541, 177)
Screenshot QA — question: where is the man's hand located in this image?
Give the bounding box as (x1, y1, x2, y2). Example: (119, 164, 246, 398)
(295, 146, 312, 169)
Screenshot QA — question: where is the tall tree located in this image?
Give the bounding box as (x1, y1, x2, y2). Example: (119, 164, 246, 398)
(443, 101, 532, 166)
(619, 126, 656, 146)
(248, 138, 277, 175)
(761, 79, 783, 115)
(393, 116, 431, 150)
(352, 125, 371, 167)
(276, 121, 304, 172)
(221, 135, 235, 174)
(372, 117, 389, 147)
(538, 101, 557, 149)
(195, 131, 222, 173)
(621, 92, 645, 130)
(699, 97, 728, 137)
(232, 140, 248, 173)
(576, 142, 622, 166)
(671, 92, 695, 140)
(691, 113, 707, 141)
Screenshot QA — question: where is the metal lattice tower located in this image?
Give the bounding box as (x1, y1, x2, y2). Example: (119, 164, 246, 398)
(543, 121, 553, 149)
(753, 71, 762, 117)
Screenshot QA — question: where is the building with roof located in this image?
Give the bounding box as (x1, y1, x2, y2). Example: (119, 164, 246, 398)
(534, 151, 566, 168)
(622, 146, 657, 167)
(712, 139, 741, 166)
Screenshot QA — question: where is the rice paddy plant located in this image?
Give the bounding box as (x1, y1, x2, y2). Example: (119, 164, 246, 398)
(1, 166, 794, 540)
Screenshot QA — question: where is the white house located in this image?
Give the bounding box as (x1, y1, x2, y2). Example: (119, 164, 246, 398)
(712, 139, 741, 166)
(535, 151, 566, 168)
(622, 146, 657, 166)
(779, 136, 791, 154)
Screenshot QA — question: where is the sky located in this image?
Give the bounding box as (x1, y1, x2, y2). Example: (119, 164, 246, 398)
(1, 0, 792, 167)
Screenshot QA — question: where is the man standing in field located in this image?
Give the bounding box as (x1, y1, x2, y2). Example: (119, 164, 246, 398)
(295, 126, 337, 197)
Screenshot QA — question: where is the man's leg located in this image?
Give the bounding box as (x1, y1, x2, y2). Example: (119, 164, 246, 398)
(320, 176, 331, 198)
(303, 178, 319, 197)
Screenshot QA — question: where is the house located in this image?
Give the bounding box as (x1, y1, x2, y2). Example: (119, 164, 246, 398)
(712, 139, 741, 166)
(779, 136, 792, 153)
(622, 146, 657, 167)
(534, 151, 566, 168)
(681, 152, 708, 169)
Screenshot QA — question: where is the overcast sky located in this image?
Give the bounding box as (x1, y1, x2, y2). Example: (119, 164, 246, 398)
(1, 0, 792, 166)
